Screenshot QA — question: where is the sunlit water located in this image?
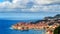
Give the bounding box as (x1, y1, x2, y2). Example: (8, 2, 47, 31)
(0, 20, 46, 34)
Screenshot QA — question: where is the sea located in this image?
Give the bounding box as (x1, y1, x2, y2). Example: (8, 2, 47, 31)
(0, 20, 46, 34)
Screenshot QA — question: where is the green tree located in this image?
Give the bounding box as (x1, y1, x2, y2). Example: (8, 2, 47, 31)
(54, 26, 60, 34)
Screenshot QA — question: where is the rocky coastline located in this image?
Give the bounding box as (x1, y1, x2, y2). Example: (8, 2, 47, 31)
(11, 14, 60, 34)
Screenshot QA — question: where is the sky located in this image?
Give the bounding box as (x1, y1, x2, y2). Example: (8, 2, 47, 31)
(0, 0, 60, 20)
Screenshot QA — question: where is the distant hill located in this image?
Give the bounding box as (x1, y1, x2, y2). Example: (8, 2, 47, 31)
(44, 14, 60, 20)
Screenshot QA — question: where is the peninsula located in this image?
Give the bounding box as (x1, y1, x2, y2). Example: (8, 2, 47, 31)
(11, 14, 60, 34)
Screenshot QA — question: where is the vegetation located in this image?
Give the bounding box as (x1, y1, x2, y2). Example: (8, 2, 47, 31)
(54, 26, 60, 34)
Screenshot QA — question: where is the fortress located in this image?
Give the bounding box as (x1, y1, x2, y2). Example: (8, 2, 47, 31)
(11, 14, 60, 34)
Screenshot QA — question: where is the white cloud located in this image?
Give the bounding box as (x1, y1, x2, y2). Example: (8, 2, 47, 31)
(0, 0, 60, 12)
(33, 0, 53, 5)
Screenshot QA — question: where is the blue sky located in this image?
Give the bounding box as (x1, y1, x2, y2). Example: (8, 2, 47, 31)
(0, 0, 4, 2)
(0, 12, 60, 20)
(0, 0, 60, 20)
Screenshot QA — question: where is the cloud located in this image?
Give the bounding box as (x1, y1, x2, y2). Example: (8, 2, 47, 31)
(0, 0, 60, 12)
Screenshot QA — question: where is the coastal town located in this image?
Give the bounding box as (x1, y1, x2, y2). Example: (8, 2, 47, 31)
(11, 14, 60, 34)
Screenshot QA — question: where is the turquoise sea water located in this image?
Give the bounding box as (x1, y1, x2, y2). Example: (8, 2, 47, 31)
(0, 20, 45, 34)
